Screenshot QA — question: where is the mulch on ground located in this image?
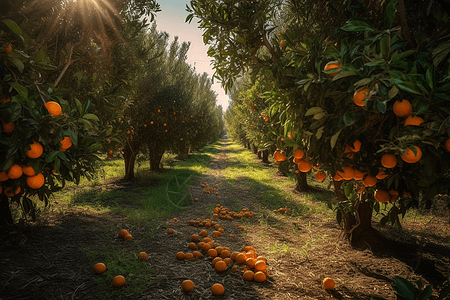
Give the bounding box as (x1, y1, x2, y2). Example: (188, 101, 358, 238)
(1, 138, 449, 300)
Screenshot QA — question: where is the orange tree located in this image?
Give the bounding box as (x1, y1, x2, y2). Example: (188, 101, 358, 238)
(188, 0, 450, 245)
(0, 0, 161, 226)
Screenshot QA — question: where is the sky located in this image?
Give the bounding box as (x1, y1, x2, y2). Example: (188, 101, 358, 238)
(153, 0, 230, 112)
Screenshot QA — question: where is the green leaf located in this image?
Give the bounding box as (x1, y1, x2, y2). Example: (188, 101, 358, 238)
(380, 35, 390, 57)
(354, 78, 373, 87)
(1, 19, 23, 35)
(341, 18, 374, 32)
(384, 1, 397, 29)
(9, 82, 28, 98)
(7, 57, 24, 73)
(330, 128, 342, 149)
(75, 98, 83, 115)
(418, 285, 432, 300)
(392, 79, 422, 95)
(377, 101, 387, 113)
(87, 143, 103, 152)
(343, 111, 357, 126)
(425, 66, 434, 90)
(364, 59, 386, 67)
(83, 113, 99, 122)
(388, 86, 399, 99)
(393, 276, 415, 300)
(332, 70, 357, 81)
(305, 107, 324, 116)
(45, 151, 60, 163)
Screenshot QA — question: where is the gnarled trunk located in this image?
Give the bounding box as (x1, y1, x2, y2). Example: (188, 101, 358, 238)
(262, 150, 269, 163)
(294, 171, 309, 192)
(148, 144, 165, 172)
(123, 138, 141, 181)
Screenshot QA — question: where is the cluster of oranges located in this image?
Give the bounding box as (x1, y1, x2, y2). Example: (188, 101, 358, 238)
(212, 204, 255, 220)
(202, 181, 220, 195)
(1, 99, 73, 197)
(272, 207, 292, 215)
(92, 229, 148, 288)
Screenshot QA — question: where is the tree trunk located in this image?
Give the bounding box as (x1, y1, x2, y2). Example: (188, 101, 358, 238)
(294, 171, 309, 192)
(0, 194, 14, 228)
(333, 180, 357, 232)
(262, 150, 269, 163)
(246, 141, 251, 150)
(252, 144, 258, 154)
(123, 138, 140, 181)
(276, 160, 288, 176)
(148, 144, 165, 172)
(257, 150, 262, 159)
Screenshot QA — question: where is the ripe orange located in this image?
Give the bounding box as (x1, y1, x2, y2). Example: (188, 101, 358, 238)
(138, 252, 148, 260)
(445, 138, 450, 152)
(224, 257, 232, 265)
(22, 165, 36, 176)
(323, 277, 335, 290)
(374, 189, 391, 203)
(236, 253, 247, 264)
(381, 153, 397, 168)
(243, 270, 255, 281)
(7, 164, 23, 179)
(401, 146, 422, 163)
(2, 121, 15, 133)
(118, 229, 129, 238)
(26, 141, 43, 159)
(405, 115, 424, 126)
(297, 159, 312, 172)
(176, 252, 185, 260)
(389, 190, 399, 203)
(341, 166, 354, 180)
(112, 275, 126, 287)
(182, 280, 195, 292)
(193, 251, 202, 258)
(200, 229, 208, 237)
(4, 186, 21, 197)
(45, 101, 62, 117)
(246, 257, 257, 268)
(393, 99, 412, 117)
(255, 260, 267, 271)
(313, 171, 326, 182)
(220, 249, 231, 258)
(256, 256, 266, 262)
(280, 40, 285, 47)
(231, 252, 239, 261)
(124, 234, 133, 240)
(362, 175, 377, 187)
(273, 150, 287, 162)
(333, 171, 344, 181)
(353, 168, 366, 180)
(254, 271, 266, 282)
(293, 148, 304, 159)
(188, 242, 196, 250)
(60, 136, 72, 150)
(350, 140, 362, 152)
(211, 283, 225, 296)
(215, 260, 227, 272)
(242, 245, 255, 252)
(353, 89, 370, 107)
(324, 62, 341, 77)
(191, 234, 199, 242)
(184, 253, 194, 260)
(26, 173, 45, 189)
(167, 228, 174, 234)
(202, 243, 212, 252)
(93, 263, 106, 274)
(211, 257, 222, 266)
(202, 237, 212, 243)
(0, 171, 8, 181)
(207, 248, 218, 257)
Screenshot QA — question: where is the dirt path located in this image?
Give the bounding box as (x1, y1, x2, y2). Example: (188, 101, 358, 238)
(1, 137, 449, 299)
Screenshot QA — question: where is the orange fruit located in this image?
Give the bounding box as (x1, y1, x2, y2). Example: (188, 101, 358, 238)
(93, 263, 106, 274)
(220, 249, 231, 258)
(255, 260, 267, 271)
(297, 159, 312, 172)
(0, 171, 9, 181)
(184, 253, 194, 260)
(182, 280, 195, 292)
(202, 237, 212, 243)
(256, 256, 266, 262)
(246, 257, 257, 268)
(197, 242, 205, 250)
(2, 97, 11, 103)
(60, 136, 72, 150)
(215, 260, 227, 272)
(242, 246, 255, 252)
(349, 140, 362, 152)
(188, 242, 196, 250)
(138, 252, 148, 260)
(353, 168, 366, 180)
(202, 243, 212, 252)
(211, 283, 225, 296)
(333, 171, 344, 181)
(211, 257, 223, 266)
(236, 253, 247, 264)
(22, 165, 36, 176)
(2, 121, 15, 133)
(5, 44, 12, 53)
(401, 146, 422, 163)
(231, 251, 239, 261)
(176, 252, 185, 260)
(376, 168, 389, 180)
(26, 141, 43, 159)
(405, 115, 424, 126)
(167, 228, 174, 234)
(207, 248, 218, 257)
(112, 275, 126, 287)
(323, 277, 335, 290)
(393, 99, 412, 117)
(224, 257, 232, 265)
(118, 229, 129, 238)
(353, 89, 370, 107)
(7, 164, 23, 179)
(273, 150, 287, 162)
(243, 270, 255, 281)
(26, 173, 45, 189)
(193, 251, 202, 258)
(254, 271, 266, 282)
(362, 175, 377, 187)
(200, 229, 208, 236)
(445, 138, 450, 152)
(341, 166, 354, 180)
(293, 148, 304, 159)
(389, 190, 399, 202)
(4, 186, 21, 197)
(280, 40, 285, 47)
(381, 153, 397, 168)
(374, 189, 391, 203)
(124, 234, 133, 240)
(324, 62, 340, 77)
(44, 101, 62, 117)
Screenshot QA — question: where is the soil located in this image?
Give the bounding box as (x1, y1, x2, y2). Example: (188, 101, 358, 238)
(1, 137, 449, 300)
